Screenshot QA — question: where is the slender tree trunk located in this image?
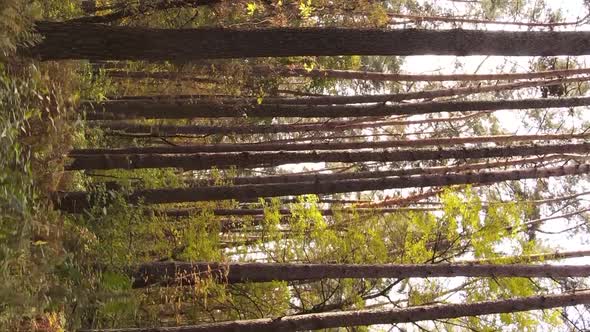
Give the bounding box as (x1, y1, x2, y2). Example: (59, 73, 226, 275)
(131, 261, 590, 287)
(65, 142, 590, 170)
(71, 133, 590, 155)
(106, 71, 222, 84)
(251, 65, 590, 82)
(384, 12, 587, 27)
(27, 23, 590, 61)
(83, 95, 590, 119)
(54, 164, 590, 211)
(78, 291, 590, 332)
(93, 112, 488, 136)
(376, 189, 590, 209)
(106, 94, 236, 101)
(517, 207, 590, 231)
(156, 207, 437, 218)
(202, 155, 566, 186)
(96, 77, 583, 105)
(460, 249, 590, 264)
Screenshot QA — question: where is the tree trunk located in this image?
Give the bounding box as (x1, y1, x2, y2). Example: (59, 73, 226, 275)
(71, 133, 590, 155)
(54, 163, 590, 211)
(460, 249, 590, 264)
(27, 23, 590, 61)
(65, 142, 590, 170)
(83, 95, 590, 119)
(185, 155, 566, 186)
(93, 112, 488, 136)
(97, 76, 582, 105)
(130, 261, 590, 287)
(384, 12, 586, 27)
(156, 207, 437, 218)
(516, 207, 590, 232)
(106, 71, 222, 84)
(252, 65, 590, 82)
(78, 291, 590, 331)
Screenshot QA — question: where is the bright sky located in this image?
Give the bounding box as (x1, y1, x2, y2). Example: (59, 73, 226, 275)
(396, 7, 590, 330)
(253, 3, 590, 330)
(274, 2, 590, 261)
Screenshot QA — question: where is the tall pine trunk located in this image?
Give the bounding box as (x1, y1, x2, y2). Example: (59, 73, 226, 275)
(460, 249, 590, 264)
(106, 71, 222, 84)
(156, 207, 436, 218)
(78, 292, 590, 331)
(94, 113, 487, 136)
(84, 95, 590, 119)
(66, 142, 590, 170)
(71, 133, 590, 155)
(54, 164, 590, 211)
(131, 261, 590, 287)
(184, 155, 565, 186)
(96, 77, 580, 105)
(28, 23, 590, 61)
(250, 65, 590, 82)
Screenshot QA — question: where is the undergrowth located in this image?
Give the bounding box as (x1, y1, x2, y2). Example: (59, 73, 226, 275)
(0, 0, 109, 329)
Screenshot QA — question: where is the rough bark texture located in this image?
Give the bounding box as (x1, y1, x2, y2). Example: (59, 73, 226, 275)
(131, 262, 590, 287)
(78, 291, 590, 331)
(84, 96, 590, 119)
(28, 23, 590, 61)
(66, 142, 590, 170)
(71, 133, 589, 155)
(54, 164, 590, 211)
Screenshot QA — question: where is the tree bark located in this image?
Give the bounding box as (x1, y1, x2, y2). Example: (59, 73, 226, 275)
(65, 142, 590, 170)
(106, 71, 222, 84)
(79, 291, 590, 331)
(93, 112, 488, 136)
(156, 207, 437, 218)
(185, 155, 567, 186)
(96, 76, 583, 105)
(54, 163, 590, 211)
(384, 12, 587, 27)
(460, 249, 590, 264)
(28, 23, 590, 61)
(516, 207, 590, 232)
(130, 261, 590, 287)
(71, 133, 590, 155)
(83, 95, 590, 119)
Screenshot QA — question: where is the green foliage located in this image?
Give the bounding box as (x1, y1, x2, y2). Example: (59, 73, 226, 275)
(246, 2, 259, 16)
(0, 63, 48, 325)
(3, 0, 584, 330)
(0, 65, 37, 222)
(0, 0, 40, 57)
(298, 0, 314, 18)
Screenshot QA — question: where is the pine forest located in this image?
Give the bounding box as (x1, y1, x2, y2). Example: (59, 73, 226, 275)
(6, 0, 590, 331)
